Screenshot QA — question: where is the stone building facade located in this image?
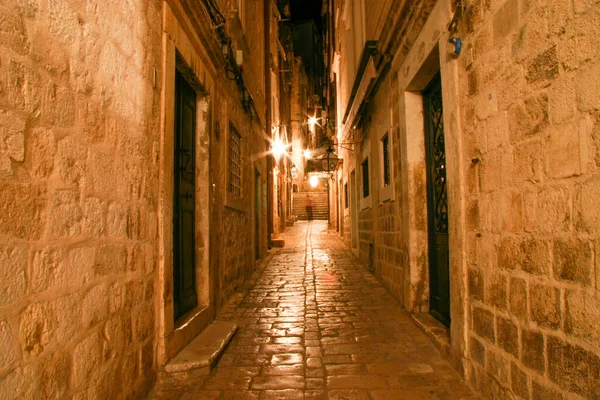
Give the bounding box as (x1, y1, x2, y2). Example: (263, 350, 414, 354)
(325, 0, 600, 398)
(0, 0, 296, 397)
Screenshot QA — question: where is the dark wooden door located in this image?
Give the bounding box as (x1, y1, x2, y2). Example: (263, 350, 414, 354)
(255, 170, 261, 261)
(173, 70, 197, 321)
(423, 73, 450, 326)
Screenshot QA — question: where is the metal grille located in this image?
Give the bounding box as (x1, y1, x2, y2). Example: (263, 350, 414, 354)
(382, 134, 390, 186)
(426, 82, 448, 233)
(362, 158, 369, 198)
(344, 183, 348, 208)
(228, 126, 241, 197)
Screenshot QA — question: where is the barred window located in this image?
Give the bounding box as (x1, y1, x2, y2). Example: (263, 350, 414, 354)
(382, 134, 390, 186)
(344, 183, 349, 209)
(228, 126, 241, 197)
(362, 158, 370, 198)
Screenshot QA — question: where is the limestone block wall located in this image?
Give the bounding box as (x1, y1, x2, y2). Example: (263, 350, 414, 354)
(205, 0, 269, 312)
(0, 0, 162, 398)
(461, 0, 600, 397)
(332, 0, 600, 397)
(359, 74, 407, 302)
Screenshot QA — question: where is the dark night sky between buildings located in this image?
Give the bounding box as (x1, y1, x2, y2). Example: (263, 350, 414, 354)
(290, 0, 323, 34)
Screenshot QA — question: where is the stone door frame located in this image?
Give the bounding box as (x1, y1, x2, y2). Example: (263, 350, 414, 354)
(392, 0, 469, 374)
(157, 0, 217, 366)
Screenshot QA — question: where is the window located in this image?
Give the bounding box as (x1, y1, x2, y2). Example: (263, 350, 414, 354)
(228, 126, 241, 197)
(378, 128, 394, 204)
(344, 183, 349, 209)
(382, 133, 390, 186)
(236, 0, 245, 31)
(271, 71, 279, 125)
(361, 158, 369, 198)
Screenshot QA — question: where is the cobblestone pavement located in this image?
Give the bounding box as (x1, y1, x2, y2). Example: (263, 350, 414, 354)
(149, 221, 480, 399)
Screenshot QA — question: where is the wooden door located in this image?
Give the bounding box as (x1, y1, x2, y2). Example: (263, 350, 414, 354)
(255, 170, 261, 261)
(173, 70, 198, 321)
(350, 170, 358, 249)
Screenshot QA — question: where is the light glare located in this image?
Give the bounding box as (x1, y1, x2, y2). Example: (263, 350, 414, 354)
(309, 175, 319, 188)
(272, 138, 286, 160)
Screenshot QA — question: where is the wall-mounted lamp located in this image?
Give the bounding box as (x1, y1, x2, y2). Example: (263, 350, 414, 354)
(304, 149, 311, 159)
(271, 137, 286, 160)
(308, 115, 319, 132)
(291, 165, 298, 179)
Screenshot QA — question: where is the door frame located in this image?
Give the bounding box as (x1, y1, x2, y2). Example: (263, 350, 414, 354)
(173, 69, 199, 320)
(157, 2, 216, 366)
(392, 2, 469, 371)
(254, 169, 261, 261)
(350, 169, 358, 251)
(423, 72, 450, 326)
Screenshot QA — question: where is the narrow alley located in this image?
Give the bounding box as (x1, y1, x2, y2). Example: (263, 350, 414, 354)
(3, 0, 600, 398)
(150, 221, 479, 399)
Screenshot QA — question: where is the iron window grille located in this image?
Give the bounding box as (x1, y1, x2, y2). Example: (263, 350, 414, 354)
(344, 183, 349, 209)
(382, 133, 391, 186)
(228, 126, 242, 197)
(362, 158, 370, 198)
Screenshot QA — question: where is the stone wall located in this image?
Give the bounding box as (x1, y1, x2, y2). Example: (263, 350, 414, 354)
(361, 73, 407, 302)
(204, 0, 269, 316)
(0, 0, 162, 397)
(331, 0, 600, 397)
(462, 0, 600, 397)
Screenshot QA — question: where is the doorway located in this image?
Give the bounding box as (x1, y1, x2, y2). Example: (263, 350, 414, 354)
(173, 69, 198, 321)
(255, 170, 261, 261)
(338, 178, 342, 234)
(350, 169, 358, 250)
(423, 72, 450, 326)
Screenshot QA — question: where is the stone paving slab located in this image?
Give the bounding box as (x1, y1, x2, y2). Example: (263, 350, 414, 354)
(148, 221, 480, 399)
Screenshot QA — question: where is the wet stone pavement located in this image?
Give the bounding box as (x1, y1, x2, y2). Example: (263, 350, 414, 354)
(149, 221, 480, 399)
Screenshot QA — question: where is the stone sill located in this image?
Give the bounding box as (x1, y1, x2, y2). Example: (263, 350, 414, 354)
(410, 312, 450, 357)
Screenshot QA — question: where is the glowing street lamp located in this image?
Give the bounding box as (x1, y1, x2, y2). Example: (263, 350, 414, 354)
(309, 175, 319, 188)
(271, 137, 286, 160)
(308, 115, 318, 131)
(303, 149, 311, 159)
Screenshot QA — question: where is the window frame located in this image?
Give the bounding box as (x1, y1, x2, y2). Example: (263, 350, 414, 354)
(378, 128, 395, 204)
(236, 0, 245, 31)
(382, 133, 390, 186)
(226, 123, 245, 211)
(359, 143, 372, 210)
(361, 157, 370, 198)
(344, 182, 349, 209)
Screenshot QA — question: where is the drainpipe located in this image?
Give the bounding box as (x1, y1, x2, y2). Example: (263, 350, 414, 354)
(265, 0, 273, 249)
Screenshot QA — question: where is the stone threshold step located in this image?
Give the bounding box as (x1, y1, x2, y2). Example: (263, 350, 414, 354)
(271, 238, 285, 247)
(410, 312, 450, 357)
(161, 321, 237, 384)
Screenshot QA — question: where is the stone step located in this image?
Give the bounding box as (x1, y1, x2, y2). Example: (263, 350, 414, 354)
(410, 313, 450, 357)
(160, 321, 237, 385)
(271, 238, 285, 247)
